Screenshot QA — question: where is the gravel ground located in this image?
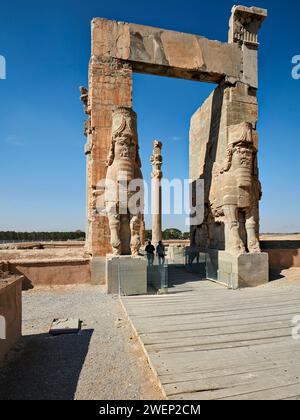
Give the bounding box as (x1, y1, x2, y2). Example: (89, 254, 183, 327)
(0, 285, 163, 400)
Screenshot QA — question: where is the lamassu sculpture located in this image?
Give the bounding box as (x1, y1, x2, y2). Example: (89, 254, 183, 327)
(211, 122, 261, 256)
(105, 107, 144, 257)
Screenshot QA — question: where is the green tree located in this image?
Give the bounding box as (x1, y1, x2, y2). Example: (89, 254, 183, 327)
(162, 228, 182, 240)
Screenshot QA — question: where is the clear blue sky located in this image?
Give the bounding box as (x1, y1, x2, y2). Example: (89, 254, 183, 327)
(0, 0, 299, 233)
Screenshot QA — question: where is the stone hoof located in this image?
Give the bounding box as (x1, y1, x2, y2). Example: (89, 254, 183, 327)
(131, 252, 140, 258)
(249, 243, 261, 254)
(112, 249, 121, 256)
(130, 238, 141, 257)
(111, 241, 121, 256)
(111, 238, 121, 249)
(130, 245, 140, 257)
(232, 245, 246, 256)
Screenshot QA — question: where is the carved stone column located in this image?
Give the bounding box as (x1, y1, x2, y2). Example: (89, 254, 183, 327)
(151, 141, 163, 246)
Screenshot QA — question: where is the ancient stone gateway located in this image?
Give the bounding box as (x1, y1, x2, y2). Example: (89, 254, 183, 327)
(82, 5, 269, 288)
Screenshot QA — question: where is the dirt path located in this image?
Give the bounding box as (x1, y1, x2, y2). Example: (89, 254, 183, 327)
(0, 285, 163, 400)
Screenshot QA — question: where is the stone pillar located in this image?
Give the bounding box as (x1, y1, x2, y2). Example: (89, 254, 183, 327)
(151, 141, 163, 245)
(88, 19, 133, 257)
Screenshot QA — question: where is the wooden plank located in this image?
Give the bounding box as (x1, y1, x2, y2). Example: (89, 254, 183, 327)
(123, 299, 300, 317)
(141, 320, 293, 343)
(127, 313, 296, 334)
(129, 307, 300, 331)
(169, 382, 300, 401)
(165, 365, 300, 399)
(148, 341, 300, 376)
(145, 328, 292, 352)
(121, 267, 300, 400)
(221, 383, 300, 400)
(160, 358, 300, 385)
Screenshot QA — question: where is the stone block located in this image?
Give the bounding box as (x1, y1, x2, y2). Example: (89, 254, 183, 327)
(242, 44, 258, 88)
(49, 319, 81, 336)
(106, 255, 147, 295)
(207, 249, 269, 289)
(91, 257, 106, 285)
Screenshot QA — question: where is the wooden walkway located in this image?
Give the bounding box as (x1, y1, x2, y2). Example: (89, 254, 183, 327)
(121, 267, 300, 400)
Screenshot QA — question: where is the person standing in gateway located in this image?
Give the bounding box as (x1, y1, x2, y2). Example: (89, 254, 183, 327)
(145, 241, 155, 266)
(156, 241, 166, 266)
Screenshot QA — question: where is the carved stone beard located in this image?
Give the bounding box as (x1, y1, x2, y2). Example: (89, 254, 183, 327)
(232, 143, 254, 189)
(234, 144, 253, 169)
(114, 136, 137, 182)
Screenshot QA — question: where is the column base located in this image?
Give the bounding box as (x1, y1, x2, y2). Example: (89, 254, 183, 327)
(207, 250, 269, 289)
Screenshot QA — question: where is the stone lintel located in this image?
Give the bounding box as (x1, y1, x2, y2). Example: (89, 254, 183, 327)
(92, 18, 242, 84)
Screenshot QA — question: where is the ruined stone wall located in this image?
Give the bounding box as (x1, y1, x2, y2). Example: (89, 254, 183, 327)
(0, 277, 22, 361)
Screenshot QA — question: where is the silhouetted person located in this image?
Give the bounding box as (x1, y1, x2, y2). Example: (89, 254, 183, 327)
(156, 241, 166, 266)
(145, 241, 155, 266)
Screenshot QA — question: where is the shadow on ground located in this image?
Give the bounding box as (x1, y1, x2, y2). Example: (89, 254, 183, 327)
(0, 329, 93, 400)
(269, 269, 285, 282)
(168, 265, 206, 288)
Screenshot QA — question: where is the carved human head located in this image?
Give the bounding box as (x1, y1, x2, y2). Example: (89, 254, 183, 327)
(107, 107, 141, 167)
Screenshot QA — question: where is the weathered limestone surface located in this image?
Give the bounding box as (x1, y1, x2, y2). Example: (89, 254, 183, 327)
(229, 6, 267, 88)
(92, 19, 242, 83)
(87, 58, 133, 257)
(0, 277, 22, 361)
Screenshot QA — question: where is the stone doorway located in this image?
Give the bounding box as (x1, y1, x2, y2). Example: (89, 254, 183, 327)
(81, 5, 269, 289)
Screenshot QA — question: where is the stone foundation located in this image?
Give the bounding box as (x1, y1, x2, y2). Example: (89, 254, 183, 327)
(0, 277, 22, 361)
(106, 255, 147, 295)
(91, 257, 106, 285)
(207, 250, 269, 289)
